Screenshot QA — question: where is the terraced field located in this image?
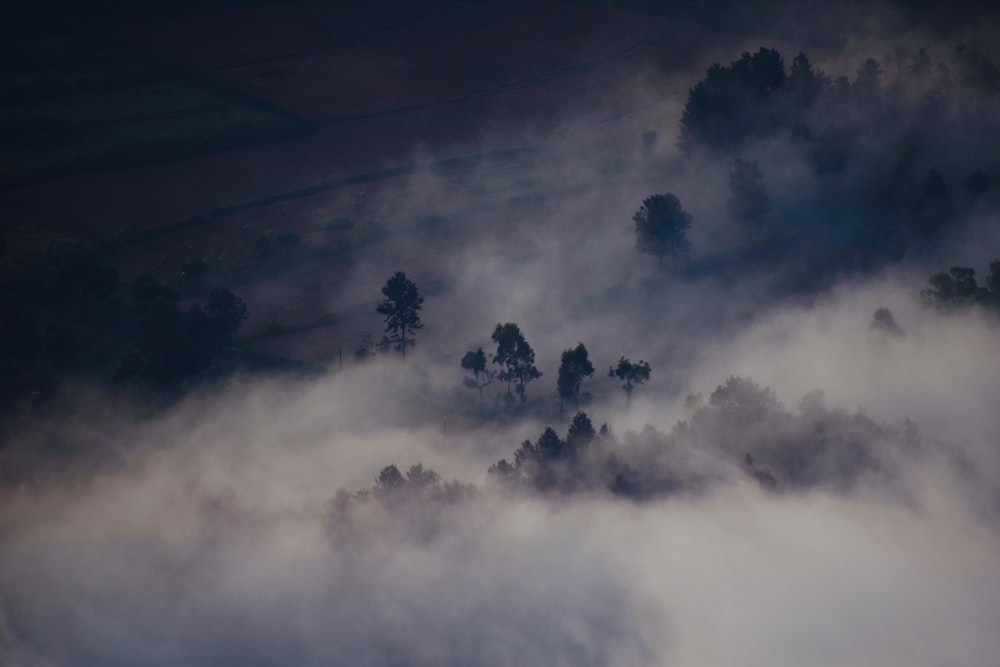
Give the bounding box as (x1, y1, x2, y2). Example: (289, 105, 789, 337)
(1, 0, 730, 361)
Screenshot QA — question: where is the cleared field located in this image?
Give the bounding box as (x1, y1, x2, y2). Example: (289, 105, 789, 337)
(2, 0, 723, 361)
(0, 35, 307, 185)
(128, 0, 682, 123)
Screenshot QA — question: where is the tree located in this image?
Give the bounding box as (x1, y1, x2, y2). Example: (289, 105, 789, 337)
(786, 52, 828, 108)
(920, 266, 989, 311)
(727, 157, 769, 241)
(678, 48, 787, 153)
(376, 271, 423, 358)
(853, 57, 883, 101)
(632, 193, 691, 270)
(609, 357, 651, 410)
(565, 411, 596, 458)
(869, 307, 905, 337)
(557, 343, 594, 419)
(708, 376, 779, 424)
(987, 259, 1000, 307)
(491, 323, 541, 405)
(461, 347, 494, 403)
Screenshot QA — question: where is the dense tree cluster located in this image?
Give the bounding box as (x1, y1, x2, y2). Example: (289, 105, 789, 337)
(920, 260, 1000, 311)
(679, 48, 794, 154)
(727, 157, 769, 240)
(668, 42, 1000, 293)
(351, 375, 914, 513)
(115, 279, 248, 391)
(0, 243, 260, 415)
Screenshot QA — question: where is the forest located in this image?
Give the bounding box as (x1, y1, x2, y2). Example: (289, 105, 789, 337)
(1, 1, 999, 665)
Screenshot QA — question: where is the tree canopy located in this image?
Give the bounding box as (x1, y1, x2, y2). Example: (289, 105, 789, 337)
(557, 343, 594, 419)
(678, 47, 788, 153)
(727, 157, 769, 240)
(461, 347, 493, 403)
(376, 271, 424, 357)
(609, 357, 651, 410)
(491, 323, 541, 405)
(632, 193, 691, 270)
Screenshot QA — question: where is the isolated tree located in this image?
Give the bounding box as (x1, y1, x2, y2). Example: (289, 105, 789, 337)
(609, 357, 651, 410)
(491, 323, 541, 405)
(727, 157, 769, 241)
(376, 271, 423, 357)
(869, 307, 905, 337)
(557, 343, 594, 419)
(632, 193, 692, 270)
(461, 347, 494, 403)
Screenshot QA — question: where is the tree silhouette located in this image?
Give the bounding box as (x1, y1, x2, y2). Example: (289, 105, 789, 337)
(557, 343, 594, 419)
(461, 347, 494, 403)
(609, 357, 651, 410)
(633, 193, 691, 270)
(853, 57, 884, 101)
(727, 157, 769, 241)
(786, 52, 828, 109)
(921, 266, 990, 310)
(678, 47, 786, 153)
(987, 259, 1000, 307)
(376, 271, 423, 358)
(491, 323, 541, 405)
(869, 307, 905, 337)
(565, 411, 596, 459)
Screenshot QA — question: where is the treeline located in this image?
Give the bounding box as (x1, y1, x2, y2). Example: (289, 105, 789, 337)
(921, 260, 1000, 312)
(638, 44, 1000, 292)
(336, 375, 917, 522)
(0, 243, 286, 418)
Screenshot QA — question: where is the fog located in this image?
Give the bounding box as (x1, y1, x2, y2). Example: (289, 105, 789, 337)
(3, 0, 1000, 664)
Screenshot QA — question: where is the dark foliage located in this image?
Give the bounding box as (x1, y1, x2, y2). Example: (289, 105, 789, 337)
(679, 48, 790, 153)
(632, 193, 691, 270)
(727, 157, 769, 241)
(869, 308, 905, 338)
(376, 272, 424, 358)
(0, 244, 265, 416)
(483, 376, 911, 501)
(557, 343, 594, 418)
(920, 263, 999, 311)
(461, 347, 494, 403)
(491, 323, 541, 405)
(115, 280, 249, 391)
(609, 357, 651, 410)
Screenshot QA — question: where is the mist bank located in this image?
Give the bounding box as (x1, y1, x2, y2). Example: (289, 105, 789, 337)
(2, 427, 999, 666)
(2, 274, 999, 666)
